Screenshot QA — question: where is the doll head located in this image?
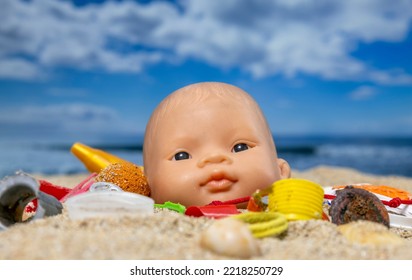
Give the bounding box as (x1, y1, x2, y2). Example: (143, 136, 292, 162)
(143, 82, 290, 207)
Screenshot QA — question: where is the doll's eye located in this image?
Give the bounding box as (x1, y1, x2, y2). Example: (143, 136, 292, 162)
(232, 143, 249, 153)
(173, 151, 191, 161)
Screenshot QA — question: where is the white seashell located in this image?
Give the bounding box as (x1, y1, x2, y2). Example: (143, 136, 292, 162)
(199, 218, 261, 258)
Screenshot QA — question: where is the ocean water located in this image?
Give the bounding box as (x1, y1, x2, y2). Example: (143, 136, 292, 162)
(0, 139, 144, 178)
(276, 136, 412, 178)
(0, 136, 412, 179)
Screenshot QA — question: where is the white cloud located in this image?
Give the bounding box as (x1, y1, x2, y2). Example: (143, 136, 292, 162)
(0, 57, 45, 80)
(349, 85, 378, 100)
(1, 0, 412, 85)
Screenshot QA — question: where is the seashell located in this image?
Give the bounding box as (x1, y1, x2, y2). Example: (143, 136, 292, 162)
(338, 220, 404, 246)
(199, 218, 261, 258)
(329, 186, 389, 227)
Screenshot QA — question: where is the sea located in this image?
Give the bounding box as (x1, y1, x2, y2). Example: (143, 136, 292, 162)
(1, 135, 412, 179)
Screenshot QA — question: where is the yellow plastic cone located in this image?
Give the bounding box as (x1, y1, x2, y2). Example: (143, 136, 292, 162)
(70, 142, 128, 173)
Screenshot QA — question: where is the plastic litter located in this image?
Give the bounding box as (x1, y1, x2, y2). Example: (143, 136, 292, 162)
(185, 204, 240, 218)
(71, 142, 129, 173)
(154, 201, 186, 213)
(65, 191, 154, 220)
(0, 172, 63, 230)
(89, 182, 123, 192)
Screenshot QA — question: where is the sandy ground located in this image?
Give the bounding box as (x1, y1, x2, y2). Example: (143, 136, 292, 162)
(1, 165, 412, 260)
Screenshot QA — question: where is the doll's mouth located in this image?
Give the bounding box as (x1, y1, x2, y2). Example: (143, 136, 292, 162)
(204, 179, 234, 192)
(200, 173, 237, 192)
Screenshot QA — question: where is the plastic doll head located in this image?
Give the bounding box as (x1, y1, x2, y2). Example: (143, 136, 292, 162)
(143, 82, 290, 207)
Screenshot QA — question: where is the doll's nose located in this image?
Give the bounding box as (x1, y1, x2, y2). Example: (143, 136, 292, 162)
(197, 153, 232, 168)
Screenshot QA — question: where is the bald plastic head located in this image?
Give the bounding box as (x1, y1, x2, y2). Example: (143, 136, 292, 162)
(143, 82, 276, 171)
(142, 82, 290, 206)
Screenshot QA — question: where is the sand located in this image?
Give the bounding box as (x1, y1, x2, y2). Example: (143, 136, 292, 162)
(1, 165, 412, 260)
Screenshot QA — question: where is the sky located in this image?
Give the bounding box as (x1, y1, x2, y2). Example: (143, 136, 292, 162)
(1, 0, 412, 145)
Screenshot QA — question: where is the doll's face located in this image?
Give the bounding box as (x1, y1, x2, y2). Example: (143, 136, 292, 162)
(144, 84, 289, 206)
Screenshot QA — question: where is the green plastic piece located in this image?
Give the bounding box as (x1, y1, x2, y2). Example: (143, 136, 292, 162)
(154, 201, 186, 214)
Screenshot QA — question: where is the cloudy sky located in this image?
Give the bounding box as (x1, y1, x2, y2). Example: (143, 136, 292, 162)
(1, 0, 412, 144)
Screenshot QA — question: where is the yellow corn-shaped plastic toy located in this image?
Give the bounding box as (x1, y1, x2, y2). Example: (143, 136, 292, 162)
(70, 142, 129, 173)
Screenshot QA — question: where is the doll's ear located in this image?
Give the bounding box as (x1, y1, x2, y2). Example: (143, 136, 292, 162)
(277, 158, 291, 179)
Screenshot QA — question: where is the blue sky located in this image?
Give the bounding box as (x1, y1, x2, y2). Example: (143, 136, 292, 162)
(1, 0, 412, 145)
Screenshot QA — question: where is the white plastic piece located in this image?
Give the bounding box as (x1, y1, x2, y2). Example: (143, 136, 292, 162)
(389, 213, 412, 229)
(65, 191, 154, 220)
(89, 182, 123, 192)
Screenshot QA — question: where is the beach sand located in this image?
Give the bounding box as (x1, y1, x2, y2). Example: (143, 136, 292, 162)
(1, 165, 412, 260)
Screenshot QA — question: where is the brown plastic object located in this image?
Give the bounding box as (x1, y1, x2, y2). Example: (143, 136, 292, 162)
(329, 186, 390, 228)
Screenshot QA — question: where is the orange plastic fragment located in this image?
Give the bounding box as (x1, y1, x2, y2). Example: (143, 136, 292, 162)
(332, 184, 411, 200)
(246, 196, 263, 212)
(322, 211, 330, 221)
